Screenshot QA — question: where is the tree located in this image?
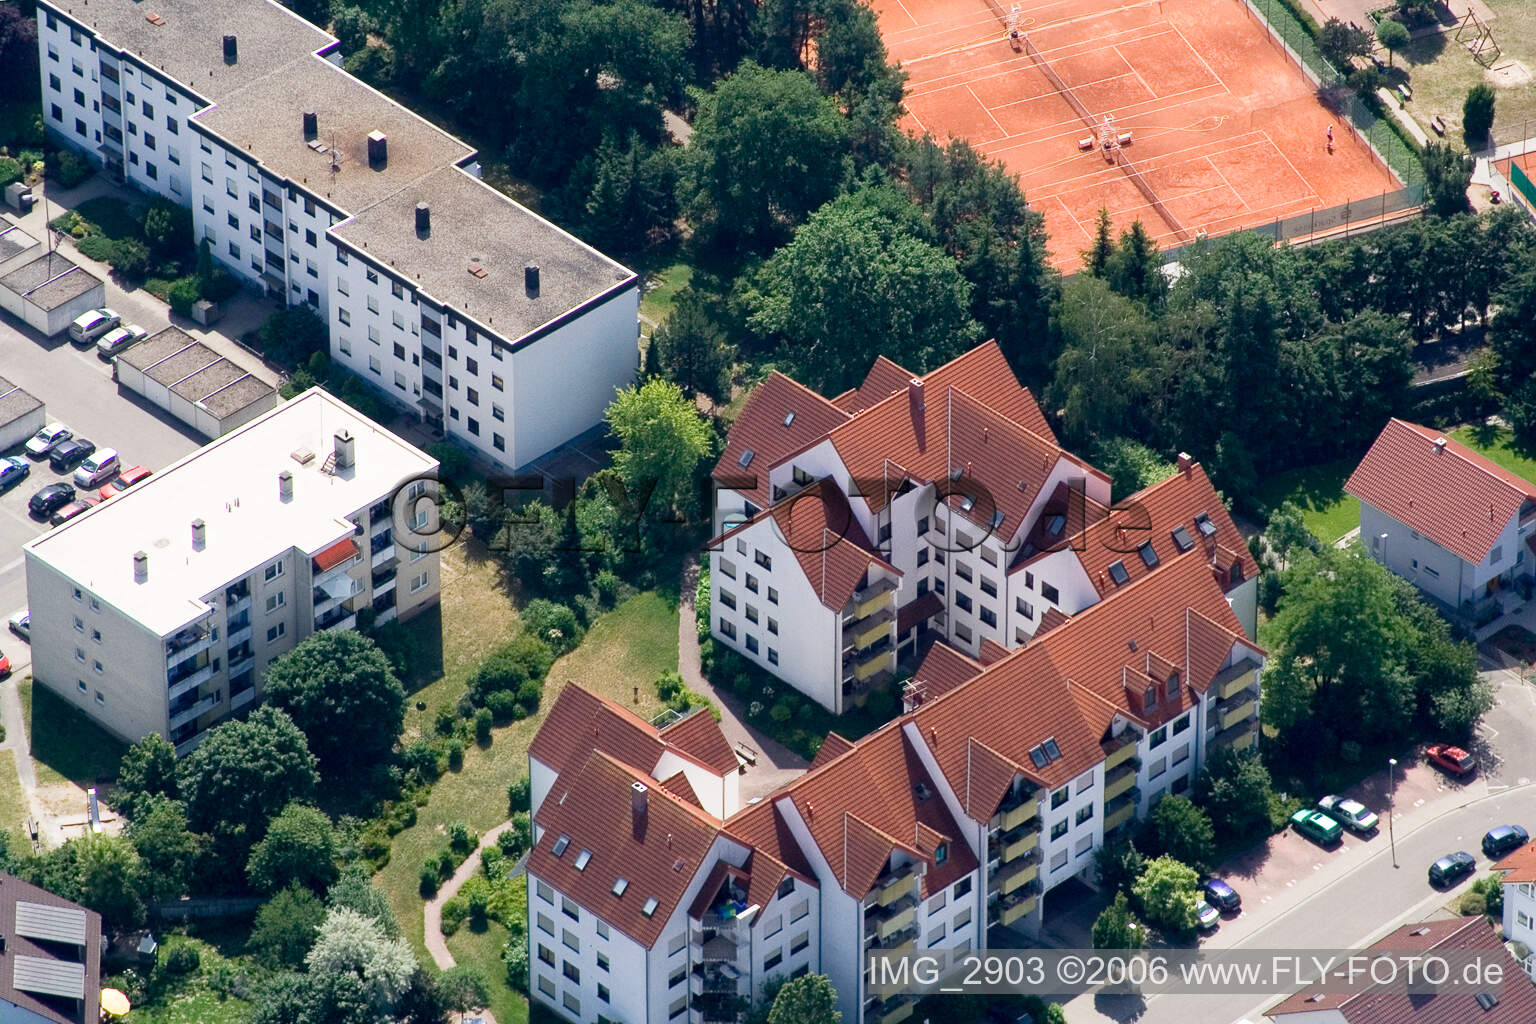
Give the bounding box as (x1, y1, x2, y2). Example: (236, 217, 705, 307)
(263, 630, 405, 783)
(279, 0, 331, 25)
(1376, 18, 1409, 67)
(1264, 500, 1316, 568)
(680, 62, 850, 249)
(178, 706, 319, 871)
(73, 833, 146, 932)
(251, 969, 376, 1024)
(747, 187, 981, 394)
(1095, 839, 1147, 897)
(766, 973, 840, 1024)
(306, 906, 419, 1013)
(1395, 0, 1436, 23)
(142, 201, 193, 256)
(1146, 795, 1217, 872)
(1048, 275, 1159, 444)
(1085, 207, 1114, 277)
(581, 130, 678, 253)
(438, 965, 491, 1021)
(606, 377, 715, 520)
(257, 306, 329, 366)
(328, 864, 402, 937)
(1090, 437, 1175, 498)
(1464, 83, 1496, 149)
(1318, 17, 1372, 69)
(1423, 142, 1473, 217)
(247, 803, 338, 894)
(1107, 220, 1168, 307)
(115, 733, 178, 820)
(1092, 891, 1144, 949)
(125, 797, 201, 903)
(652, 289, 736, 403)
(249, 884, 327, 968)
(1132, 856, 1202, 935)
(1196, 747, 1276, 842)
(330, 4, 377, 54)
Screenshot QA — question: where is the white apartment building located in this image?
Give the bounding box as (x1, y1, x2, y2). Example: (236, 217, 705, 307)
(528, 545, 1265, 1024)
(36, 0, 640, 472)
(1496, 840, 1536, 980)
(708, 342, 1259, 714)
(23, 387, 440, 753)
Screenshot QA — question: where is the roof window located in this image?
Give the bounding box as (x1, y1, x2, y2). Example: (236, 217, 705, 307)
(574, 849, 591, 871)
(552, 835, 570, 857)
(1107, 561, 1130, 586)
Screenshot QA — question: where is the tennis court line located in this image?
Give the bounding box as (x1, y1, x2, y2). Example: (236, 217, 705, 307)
(968, 84, 1010, 137)
(1258, 125, 1326, 208)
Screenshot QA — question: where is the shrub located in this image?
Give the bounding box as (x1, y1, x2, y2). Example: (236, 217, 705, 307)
(401, 738, 443, 783)
(448, 821, 477, 855)
(440, 895, 468, 935)
(425, 442, 471, 483)
(50, 148, 92, 188)
(0, 157, 21, 188)
(75, 234, 117, 264)
(164, 945, 201, 975)
(484, 689, 519, 723)
(594, 569, 620, 606)
(515, 679, 544, 718)
(420, 863, 441, 897)
(1459, 889, 1487, 916)
(463, 876, 491, 924)
(435, 705, 459, 737)
(504, 938, 529, 992)
(1464, 83, 1496, 148)
(142, 200, 193, 255)
(446, 738, 465, 772)
(474, 707, 493, 744)
(480, 845, 505, 877)
(468, 633, 555, 703)
(507, 775, 532, 813)
(201, 267, 239, 303)
(110, 237, 151, 279)
(522, 600, 584, 655)
(497, 827, 522, 859)
(256, 306, 328, 366)
(166, 276, 201, 317)
(501, 812, 531, 859)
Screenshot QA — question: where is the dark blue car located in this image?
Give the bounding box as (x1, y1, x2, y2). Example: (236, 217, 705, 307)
(1203, 878, 1241, 913)
(1483, 825, 1529, 859)
(0, 457, 29, 492)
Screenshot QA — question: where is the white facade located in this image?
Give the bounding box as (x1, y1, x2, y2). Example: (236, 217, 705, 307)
(1362, 499, 1532, 610)
(1502, 877, 1536, 979)
(22, 388, 440, 752)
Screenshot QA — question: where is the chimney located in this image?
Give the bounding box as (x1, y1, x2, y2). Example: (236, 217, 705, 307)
(133, 551, 148, 583)
(415, 202, 430, 236)
(524, 264, 540, 297)
(631, 781, 648, 836)
(908, 377, 925, 415)
(1177, 452, 1193, 476)
(302, 110, 317, 139)
(334, 429, 355, 471)
(367, 131, 387, 169)
(1434, 437, 1448, 454)
(191, 519, 206, 551)
(222, 34, 237, 64)
(279, 469, 294, 502)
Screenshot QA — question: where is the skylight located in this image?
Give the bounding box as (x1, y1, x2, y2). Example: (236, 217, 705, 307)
(1138, 541, 1160, 568)
(552, 835, 570, 857)
(1195, 513, 1217, 538)
(642, 897, 659, 917)
(783, 411, 796, 427)
(990, 509, 1005, 529)
(738, 448, 755, 468)
(959, 495, 975, 513)
(1171, 525, 1194, 552)
(1042, 737, 1061, 761)
(574, 849, 591, 871)
(612, 878, 629, 897)
(1107, 560, 1130, 586)
(1028, 746, 1048, 769)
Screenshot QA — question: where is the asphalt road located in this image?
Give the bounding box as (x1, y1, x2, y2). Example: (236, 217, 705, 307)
(1063, 659, 1536, 1024)
(0, 316, 204, 656)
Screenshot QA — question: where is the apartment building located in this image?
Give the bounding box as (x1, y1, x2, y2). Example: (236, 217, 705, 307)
(36, 0, 639, 472)
(708, 342, 1258, 713)
(1494, 839, 1536, 980)
(527, 546, 1264, 1024)
(1347, 418, 1536, 618)
(23, 388, 440, 753)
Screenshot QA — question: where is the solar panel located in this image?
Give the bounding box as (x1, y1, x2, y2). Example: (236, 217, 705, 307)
(14, 901, 86, 946)
(1171, 526, 1194, 552)
(1107, 561, 1130, 586)
(13, 955, 85, 1000)
(1138, 541, 1160, 568)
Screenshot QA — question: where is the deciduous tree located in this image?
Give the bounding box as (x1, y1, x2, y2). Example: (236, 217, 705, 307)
(766, 973, 840, 1024)
(246, 803, 339, 894)
(1092, 892, 1144, 949)
(249, 884, 327, 968)
(605, 377, 715, 519)
(1132, 856, 1201, 935)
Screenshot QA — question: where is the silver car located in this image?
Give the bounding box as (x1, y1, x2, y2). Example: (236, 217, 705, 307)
(96, 323, 148, 359)
(68, 307, 121, 345)
(1317, 795, 1380, 834)
(23, 422, 72, 458)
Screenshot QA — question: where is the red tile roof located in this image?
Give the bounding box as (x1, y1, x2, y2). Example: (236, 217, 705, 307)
(313, 537, 358, 571)
(809, 732, 857, 771)
(909, 641, 984, 706)
(529, 751, 722, 949)
(659, 771, 704, 808)
(1346, 419, 1536, 564)
(1494, 839, 1536, 883)
(660, 709, 739, 775)
(831, 356, 916, 414)
(712, 371, 850, 509)
(896, 592, 945, 635)
(725, 796, 820, 882)
(711, 479, 900, 611)
(1266, 917, 1535, 1023)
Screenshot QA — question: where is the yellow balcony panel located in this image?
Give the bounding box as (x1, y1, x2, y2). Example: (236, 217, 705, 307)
(877, 905, 915, 940)
(1220, 701, 1257, 731)
(1231, 728, 1258, 752)
(1001, 861, 1038, 895)
(1104, 734, 1139, 771)
(855, 650, 895, 682)
(877, 873, 916, 906)
(854, 619, 893, 650)
(1215, 660, 1262, 701)
(1001, 896, 1037, 927)
(1104, 770, 1136, 802)
(999, 800, 1038, 832)
(1104, 801, 1135, 832)
(1002, 832, 1038, 861)
(881, 999, 915, 1024)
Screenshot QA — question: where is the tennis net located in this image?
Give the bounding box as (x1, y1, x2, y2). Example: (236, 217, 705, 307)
(1118, 151, 1190, 241)
(978, 0, 1010, 28)
(1022, 35, 1095, 129)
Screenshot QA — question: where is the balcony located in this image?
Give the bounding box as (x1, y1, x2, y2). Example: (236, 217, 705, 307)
(1217, 692, 1259, 731)
(312, 541, 360, 581)
(851, 577, 898, 619)
(844, 637, 895, 682)
(995, 851, 1039, 895)
(998, 882, 1040, 927)
(996, 789, 1040, 831)
(696, 931, 738, 963)
(169, 694, 219, 731)
(691, 964, 741, 996)
(1104, 760, 1139, 802)
(871, 995, 915, 1024)
(373, 576, 396, 599)
(998, 828, 1039, 863)
(313, 579, 359, 619)
(866, 890, 918, 933)
(1214, 659, 1262, 700)
(1104, 787, 1141, 832)
(1212, 718, 1260, 751)
(371, 544, 397, 569)
(316, 609, 357, 632)
(1103, 731, 1141, 771)
(168, 660, 218, 702)
(868, 920, 916, 951)
(227, 623, 252, 649)
(227, 652, 254, 679)
(844, 605, 895, 650)
(873, 867, 917, 907)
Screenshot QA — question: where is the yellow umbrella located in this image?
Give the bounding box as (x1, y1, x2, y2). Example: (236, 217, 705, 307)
(100, 988, 132, 1017)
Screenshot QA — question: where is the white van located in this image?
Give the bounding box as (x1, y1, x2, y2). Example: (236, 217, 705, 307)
(74, 448, 120, 489)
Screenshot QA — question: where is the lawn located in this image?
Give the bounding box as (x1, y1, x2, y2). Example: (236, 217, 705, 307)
(0, 750, 28, 835)
(1450, 423, 1536, 482)
(1250, 456, 1361, 544)
(120, 935, 254, 1024)
(1392, 0, 1536, 147)
(18, 675, 128, 787)
(446, 921, 527, 1024)
(638, 260, 693, 330)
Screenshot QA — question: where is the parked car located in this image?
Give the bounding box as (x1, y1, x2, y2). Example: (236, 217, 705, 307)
(1195, 900, 1221, 931)
(1289, 808, 1343, 845)
(1428, 851, 1476, 887)
(1317, 795, 1379, 834)
(1426, 744, 1476, 778)
(6, 609, 28, 642)
(73, 448, 119, 489)
(96, 323, 148, 359)
(99, 464, 151, 501)
(68, 307, 121, 345)
(48, 438, 96, 474)
(49, 499, 92, 526)
(1203, 878, 1242, 913)
(24, 422, 72, 458)
(0, 457, 30, 492)
(0, 649, 11, 678)
(1483, 825, 1530, 859)
(28, 482, 74, 518)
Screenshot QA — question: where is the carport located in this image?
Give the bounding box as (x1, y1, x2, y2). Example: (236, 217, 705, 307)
(0, 250, 105, 338)
(115, 327, 276, 439)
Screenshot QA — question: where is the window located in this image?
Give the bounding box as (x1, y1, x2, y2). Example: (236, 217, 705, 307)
(562, 929, 580, 952)
(1138, 541, 1160, 568)
(410, 572, 430, 593)
(561, 896, 579, 921)
(954, 876, 972, 897)
(667, 931, 686, 956)
(598, 984, 610, 1003)
(927, 923, 946, 946)
(338, 307, 352, 326)
(1016, 597, 1034, 620)
(791, 931, 809, 955)
(720, 590, 736, 610)
(536, 880, 553, 903)
(142, 99, 154, 117)
(979, 607, 997, 628)
(956, 562, 973, 583)
(980, 576, 997, 597)
(537, 943, 554, 967)
(1149, 757, 1167, 780)
(955, 592, 972, 613)
(1075, 804, 1093, 825)
(1172, 744, 1189, 766)
(596, 920, 608, 940)
(537, 975, 555, 998)
(719, 620, 736, 640)
(954, 906, 972, 929)
(929, 890, 947, 913)
(746, 635, 759, 654)
(537, 911, 555, 934)
(1173, 714, 1190, 735)
(668, 965, 686, 988)
(492, 403, 504, 422)
(145, 132, 156, 150)
(166, 115, 178, 134)
(368, 356, 381, 375)
(1042, 582, 1060, 603)
(467, 388, 479, 406)
(764, 950, 783, 972)
(768, 617, 778, 635)
(493, 434, 505, 452)
(768, 648, 778, 665)
(954, 623, 971, 643)
(790, 898, 809, 922)
(1107, 560, 1130, 586)
(746, 605, 759, 624)
(597, 951, 610, 972)
(265, 592, 285, 612)
(562, 992, 579, 1015)
(266, 623, 285, 642)
(768, 586, 779, 604)
(918, 549, 929, 567)
(1050, 820, 1068, 840)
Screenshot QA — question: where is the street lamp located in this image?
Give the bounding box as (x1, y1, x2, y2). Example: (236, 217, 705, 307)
(1388, 757, 1398, 869)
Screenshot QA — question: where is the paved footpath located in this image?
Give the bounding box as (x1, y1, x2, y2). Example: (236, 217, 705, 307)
(422, 820, 514, 1024)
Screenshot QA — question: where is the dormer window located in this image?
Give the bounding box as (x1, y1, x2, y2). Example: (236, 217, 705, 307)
(1195, 513, 1217, 538)
(935, 843, 948, 865)
(1145, 685, 1157, 708)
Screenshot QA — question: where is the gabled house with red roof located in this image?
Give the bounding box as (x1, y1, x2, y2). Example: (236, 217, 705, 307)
(1494, 839, 1536, 978)
(1347, 419, 1536, 618)
(707, 342, 1256, 713)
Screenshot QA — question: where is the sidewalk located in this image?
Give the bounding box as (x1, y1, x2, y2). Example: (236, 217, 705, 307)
(422, 820, 513, 1024)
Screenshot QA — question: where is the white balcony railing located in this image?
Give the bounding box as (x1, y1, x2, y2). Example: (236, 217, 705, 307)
(169, 694, 219, 730)
(168, 661, 219, 703)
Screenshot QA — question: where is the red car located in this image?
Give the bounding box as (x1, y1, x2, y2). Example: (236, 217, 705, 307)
(1426, 744, 1476, 778)
(99, 464, 151, 501)
(0, 651, 10, 678)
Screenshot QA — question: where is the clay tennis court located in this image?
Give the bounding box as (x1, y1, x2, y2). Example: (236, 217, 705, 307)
(874, 0, 1399, 268)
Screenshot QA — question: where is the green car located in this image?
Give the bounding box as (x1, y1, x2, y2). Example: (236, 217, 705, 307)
(1290, 808, 1343, 845)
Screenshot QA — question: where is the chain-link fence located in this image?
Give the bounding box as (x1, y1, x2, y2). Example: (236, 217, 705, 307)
(1240, 0, 1425, 187)
(1161, 184, 1425, 263)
